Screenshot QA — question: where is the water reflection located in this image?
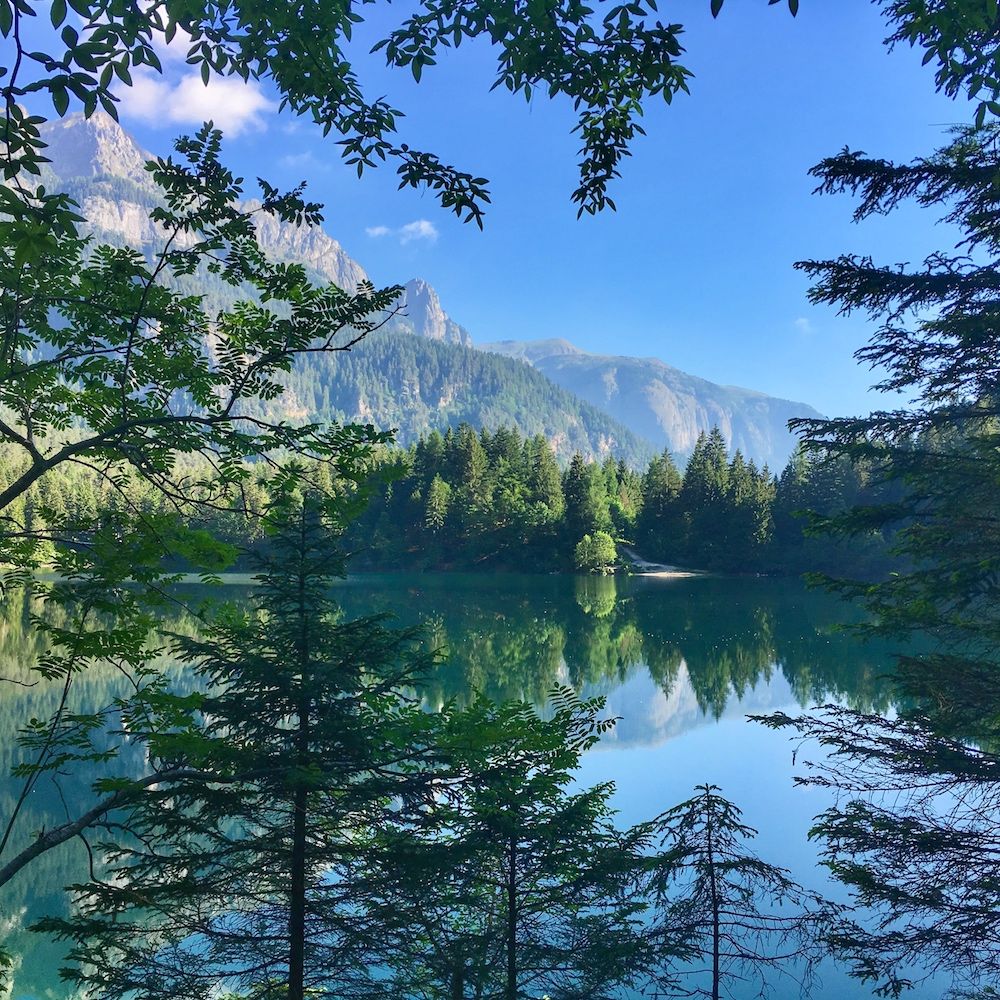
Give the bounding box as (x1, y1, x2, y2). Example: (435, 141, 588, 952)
(0, 573, 899, 998)
(332, 573, 898, 724)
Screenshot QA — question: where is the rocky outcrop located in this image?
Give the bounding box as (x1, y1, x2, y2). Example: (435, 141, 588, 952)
(41, 112, 152, 182)
(251, 208, 369, 292)
(394, 279, 472, 346)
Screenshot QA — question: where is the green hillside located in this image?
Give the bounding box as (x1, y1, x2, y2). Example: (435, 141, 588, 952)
(268, 330, 655, 465)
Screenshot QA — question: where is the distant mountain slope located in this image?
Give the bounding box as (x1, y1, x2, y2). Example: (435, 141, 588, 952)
(39, 115, 467, 345)
(265, 329, 654, 465)
(483, 339, 820, 468)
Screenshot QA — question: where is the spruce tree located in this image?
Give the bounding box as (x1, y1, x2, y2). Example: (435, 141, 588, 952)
(370, 691, 646, 1000)
(638, 448, 683, 560)
(39, 497, 438, 1000)
(639, 785, 838, 1000)
(760, 123, 1000, 996)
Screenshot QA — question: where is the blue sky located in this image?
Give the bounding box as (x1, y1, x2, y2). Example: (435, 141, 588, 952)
(113, 2, 970, 418)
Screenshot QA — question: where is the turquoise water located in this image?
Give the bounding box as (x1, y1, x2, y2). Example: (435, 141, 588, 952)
(0, 573, 926, 998)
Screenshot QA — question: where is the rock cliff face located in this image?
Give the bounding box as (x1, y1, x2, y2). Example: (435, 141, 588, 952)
(483, 340, 821, 469)
(39, 114, 472, 333)
(251, 208, 370, 292)
(396, 279, 472, 346)
(42, 112, 153, 181)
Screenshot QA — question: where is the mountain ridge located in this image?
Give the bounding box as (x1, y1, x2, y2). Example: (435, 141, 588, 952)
(482, 339, 820, 467)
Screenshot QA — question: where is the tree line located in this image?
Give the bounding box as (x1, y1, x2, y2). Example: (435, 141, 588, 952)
(346, 423, 895, 576)
(0, 421, 896, 578)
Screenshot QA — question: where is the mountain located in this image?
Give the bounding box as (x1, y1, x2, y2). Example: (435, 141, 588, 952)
(38, 116, 466, 345)
(35, 113, 650, 463)
(36, 113, 817, 469)
(266, 330, 655, 465)
(483, 339, 820, 468)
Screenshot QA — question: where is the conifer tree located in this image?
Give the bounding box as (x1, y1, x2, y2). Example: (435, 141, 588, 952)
(38, 497, 438, 1000)
(761, 122, 1000, 996)
(370, 691, 646, 1000)
(680, 428, 731, 565)
(563, 454, 612, 544)
(638, 448, 683, 560)
(639, 785, 837, 1000)
(525, 435, 565, 525)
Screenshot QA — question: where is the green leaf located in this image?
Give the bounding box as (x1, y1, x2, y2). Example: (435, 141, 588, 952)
(51, 83, 69, 116)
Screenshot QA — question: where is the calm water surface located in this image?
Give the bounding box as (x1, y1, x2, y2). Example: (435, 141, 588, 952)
(0, 573, 927, 999)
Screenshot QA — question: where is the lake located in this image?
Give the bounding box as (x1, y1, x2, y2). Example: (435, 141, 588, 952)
(0, 572, 930, 999)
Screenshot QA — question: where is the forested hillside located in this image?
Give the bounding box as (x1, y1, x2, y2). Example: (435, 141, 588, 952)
(485, 339, 820, 467)
(34, 114, 819, 468)
(264, 331, 654, 464)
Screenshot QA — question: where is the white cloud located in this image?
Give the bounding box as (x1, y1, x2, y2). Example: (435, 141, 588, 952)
(793, 317, 815, 336)
(399, 219, 438, 244)
(279, 151, 324, 171)
(118, 69, 277, 137)
(366, 220, 439, 245)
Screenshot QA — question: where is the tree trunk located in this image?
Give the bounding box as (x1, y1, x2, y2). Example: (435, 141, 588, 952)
(288, 771, 308, 1000)
(289, 510, 312, 1000)
(706, 796, 720, 1000)
(505, 836, 518, 1000)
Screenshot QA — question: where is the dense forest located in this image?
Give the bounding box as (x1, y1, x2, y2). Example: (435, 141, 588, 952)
(349, 423, 894, 575)
(0, 423, 893, 577)
(268, 329, 656, 465)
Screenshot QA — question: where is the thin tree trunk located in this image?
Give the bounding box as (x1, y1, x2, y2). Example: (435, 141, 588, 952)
(706, 797, 720, 1000)
(288, 508, 312, 1000)
(289, 772, 308, 1000)
(506, 836, 518, 1000)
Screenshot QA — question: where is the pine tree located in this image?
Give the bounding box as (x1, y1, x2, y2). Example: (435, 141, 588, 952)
(564, 454, 612, 545)
(760, 123, 1000, 996)
(638, 448, 683, 560)
(371, 691, 646, 1000)
(524, 435, 565, 525)
(639, 785, 838, 1000)
(425, 475, 452, 533)
(680, 428, 731, 565)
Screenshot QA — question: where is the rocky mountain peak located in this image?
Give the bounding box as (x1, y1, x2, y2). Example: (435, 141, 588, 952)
(395, 278, 472, 347)
(41, 112, 152, 184)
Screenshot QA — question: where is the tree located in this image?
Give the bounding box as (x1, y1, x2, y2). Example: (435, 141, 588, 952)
(0, 125, 398, 892)
(638, 448, 682, 559)
(758, 122, 1000, 997)
(0, 125, 395, 537)
(680, 428, 730, 565)
(370, 690, 646, 1000)
(575, 531, 618, 573)
(37, 496, 439, 1000)
(425, 474, 452, 532)
(524, 434, 565, 526)
(639, 784, 837, 1000)
(563, 454, 612, 544)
